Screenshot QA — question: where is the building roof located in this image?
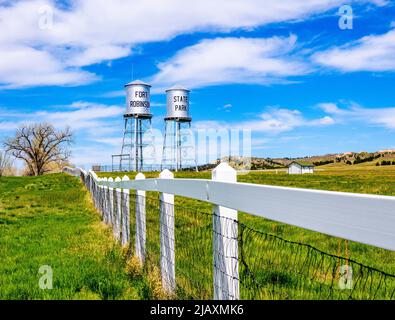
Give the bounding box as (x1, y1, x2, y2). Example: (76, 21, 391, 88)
(165, 85, 190, 92)
(124, 79, 151, 87)
(289, 161, 315, 167)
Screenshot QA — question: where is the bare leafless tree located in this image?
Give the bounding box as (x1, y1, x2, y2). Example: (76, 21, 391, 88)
(0, 150, 12, 177)
(3, 123, 73, 176)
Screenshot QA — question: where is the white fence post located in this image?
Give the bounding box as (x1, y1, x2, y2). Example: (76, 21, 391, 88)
(90, 172, 95, 207)
(91, 173, 95, 199)
(102, 180, 106, 217)
(212, 162, 239, 300)
(135, 173, 146, 264)
(159, 169, 176, 294)
(88, 173, 92, 196)
(102, 177, 108, 224)
(114, 177, 122, 241)
(93, 175, 98, 209)
(98, 178, 103, 217)
(93, 172, 99, 209)
(108, 177, 114, 227)
(121, 175, 130, 247)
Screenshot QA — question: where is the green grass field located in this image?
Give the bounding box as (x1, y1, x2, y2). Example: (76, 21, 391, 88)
(115, 164, 395, 299)
(0, 174, 146, 300)
(1, 164, 395, 299)
(99, 165, 395, 275)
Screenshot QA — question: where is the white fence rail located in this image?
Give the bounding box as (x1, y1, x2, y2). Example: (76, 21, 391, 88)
(62, 164, 395, 299)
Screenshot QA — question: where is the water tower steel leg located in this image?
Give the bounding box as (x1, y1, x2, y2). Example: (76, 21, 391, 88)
(175, 120, 179, 172)
(178, 121, 182, 171)
(161, 121, 168, 171)
(128, 119, 133, 171)
(120, 118, 128, 171)
(139, 120, 143, 171)
(134, 117, 138, 172)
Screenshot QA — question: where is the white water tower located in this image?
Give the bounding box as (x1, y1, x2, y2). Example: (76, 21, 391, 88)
(117, 80, 153, 171)
(161, 85, 197, 171)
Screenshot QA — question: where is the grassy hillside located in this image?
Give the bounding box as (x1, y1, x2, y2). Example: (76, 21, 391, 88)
(218, 150, 395, 169)
(0, 174, 144, 300)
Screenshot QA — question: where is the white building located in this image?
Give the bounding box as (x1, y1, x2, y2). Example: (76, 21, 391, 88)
(288, 161, 314, 174)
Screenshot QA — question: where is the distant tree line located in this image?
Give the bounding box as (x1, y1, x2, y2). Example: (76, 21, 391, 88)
(376, 160, 395, 166)
(313, 160, 334, 166)
(344, 154, 382, 165)
(354, 154, 381, 164)
(251, 163, 282, 170)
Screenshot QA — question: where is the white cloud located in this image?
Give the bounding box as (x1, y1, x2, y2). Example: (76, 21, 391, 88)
(66, 45, 131, 67)
(317, 102, 344, 115)
(313, 28, 395, 72)
(310, 115, 335, 125)
(0, 101, 123, 136)
(195, 102, 395, 136)
(0, 45, 97, 88)
(70, 145, 120, 169)
(220, 104, 232, 112)
(91, 137, 124, 146)
(195, 107, 334, 134)
(35, 101, 123, 129)
(318, 101, 395, 129)
(358, 107, 395, 129)
(151, 36, 310, 89)
(251, 109, 306, 133)
(100, 90, 125, 98)
(251, 108, 334, 133)
(0, 0, 383, 88)
(0, 101, 125, 166)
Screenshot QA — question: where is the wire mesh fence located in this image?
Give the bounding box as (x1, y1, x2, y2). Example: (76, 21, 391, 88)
(144, 195, 161, 274)
(238, 224, 395, 300)
(136, 195, 213, 299)
(174, 201, 213, 299)
(83, 175, 395, 300)
(130, 194, 395, 299)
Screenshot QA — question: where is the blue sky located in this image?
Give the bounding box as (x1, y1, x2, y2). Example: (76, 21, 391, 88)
(0, 0, 395, 168)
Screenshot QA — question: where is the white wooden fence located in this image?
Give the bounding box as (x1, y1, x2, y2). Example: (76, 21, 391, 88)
(63, 163, 395, 300)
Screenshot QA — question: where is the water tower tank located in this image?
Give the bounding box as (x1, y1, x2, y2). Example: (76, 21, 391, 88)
(165, 85, 191, 121)
(125, 80, 152, 117)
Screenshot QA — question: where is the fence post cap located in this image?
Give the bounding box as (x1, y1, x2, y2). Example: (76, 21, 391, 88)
(122, 175, 130, 181)
(102, 177, 108, 181)
(115, 177, 121, 182)
(212, 162, 237, 182)
(159, 169, 174, 179)
(108, 177, 114, 182)
(135, 173, 145, 180)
